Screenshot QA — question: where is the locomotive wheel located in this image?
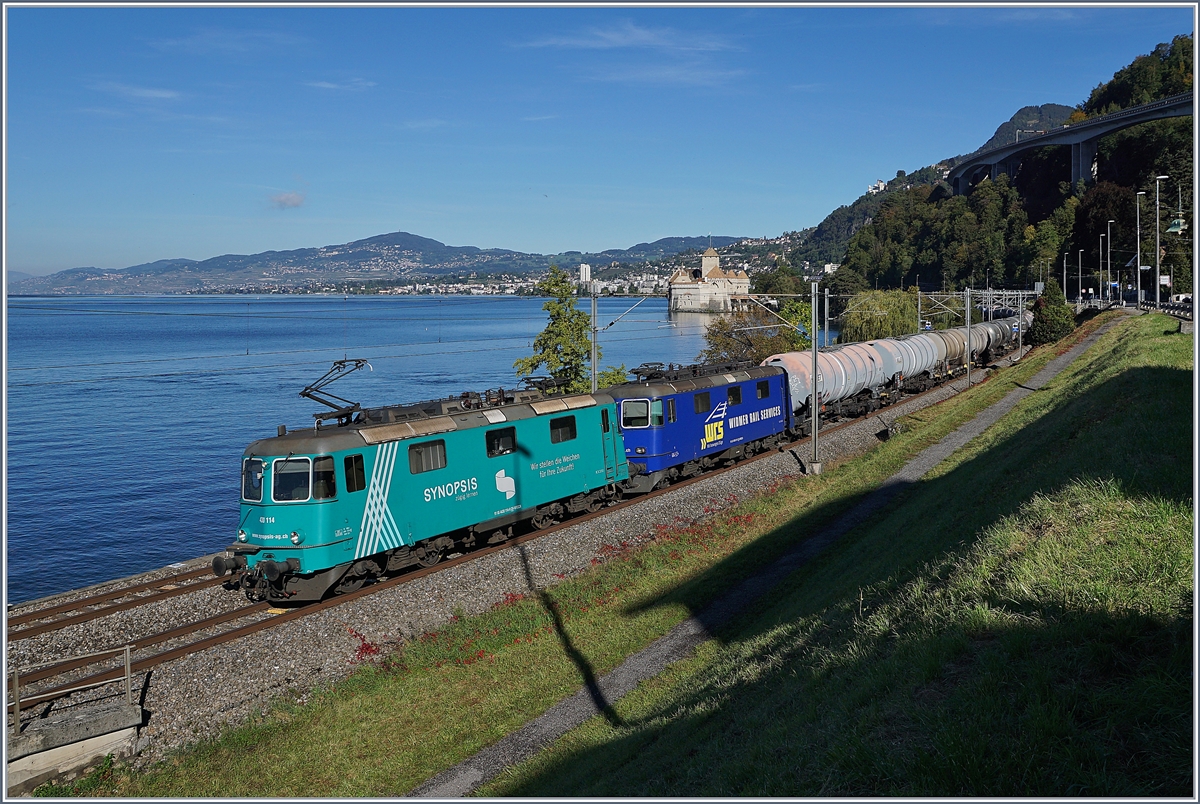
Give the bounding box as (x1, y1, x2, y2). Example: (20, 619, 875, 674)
(333, 559, 381, 595)
(531, 510, 557, 530)
(417, 546, 443, 567)
(333, 575, 366, 595)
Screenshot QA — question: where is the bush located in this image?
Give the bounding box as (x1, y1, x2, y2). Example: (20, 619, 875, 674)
(1028, 278, 1075, 346)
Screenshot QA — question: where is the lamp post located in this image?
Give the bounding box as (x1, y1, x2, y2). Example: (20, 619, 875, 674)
(1063, 252, 1068, 298)
(1099, 233, 1104, 303)
(1136, 191, 1146, 309)
(1107, 219, 1114, 305)
(1155, 175, 1168, 309)
(1078, 249, 1083, 310)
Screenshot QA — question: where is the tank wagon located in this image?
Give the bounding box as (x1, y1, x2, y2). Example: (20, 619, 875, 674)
(763, 312, 1031, 422)
(214, 385, 629, 602)
(214, 311, 1031, 602)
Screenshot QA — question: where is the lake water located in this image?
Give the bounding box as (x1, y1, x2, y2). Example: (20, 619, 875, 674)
(5, 295, 726, 603)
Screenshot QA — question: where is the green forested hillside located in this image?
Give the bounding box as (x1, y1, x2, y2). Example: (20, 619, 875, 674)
(751, 34, 1193, 297)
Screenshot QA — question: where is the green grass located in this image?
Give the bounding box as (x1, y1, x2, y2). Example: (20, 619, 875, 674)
(73, 311, 1188, 797)
(479, 312, 1193, 797)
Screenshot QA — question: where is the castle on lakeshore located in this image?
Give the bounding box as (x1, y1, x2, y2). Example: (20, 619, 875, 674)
(667, 247, 752, 313)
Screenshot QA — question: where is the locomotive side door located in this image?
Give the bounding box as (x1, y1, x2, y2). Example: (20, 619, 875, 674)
(601, 407, 616, 482)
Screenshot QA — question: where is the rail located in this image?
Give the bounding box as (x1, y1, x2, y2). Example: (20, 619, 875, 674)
(9, 645, 135, 735)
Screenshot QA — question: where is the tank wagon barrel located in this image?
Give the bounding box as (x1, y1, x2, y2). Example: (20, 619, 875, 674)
(763, 313, 1027, 418)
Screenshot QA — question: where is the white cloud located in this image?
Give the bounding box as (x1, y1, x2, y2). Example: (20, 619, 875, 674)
(94, 82, 180, 100)
(150, 28, 306, 55)
(520, 20, 733, 53)
(595, 63, 748, 88)
(305, 78, 377, 91)
(403, 118, 448, 130)
(271, 191, 305, 209)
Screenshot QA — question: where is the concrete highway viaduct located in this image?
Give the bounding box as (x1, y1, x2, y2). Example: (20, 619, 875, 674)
(947, 91, 1193, 195)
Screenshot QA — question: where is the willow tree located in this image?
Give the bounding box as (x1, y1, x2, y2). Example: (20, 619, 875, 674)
(838, 290, 919, 343)
(697, 300, 812, 364)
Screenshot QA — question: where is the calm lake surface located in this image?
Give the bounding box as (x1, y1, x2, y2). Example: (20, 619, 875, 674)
(6, 295, 726, 603)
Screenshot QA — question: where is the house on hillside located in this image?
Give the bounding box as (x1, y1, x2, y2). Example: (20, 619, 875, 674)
(667, 248, 752, 312)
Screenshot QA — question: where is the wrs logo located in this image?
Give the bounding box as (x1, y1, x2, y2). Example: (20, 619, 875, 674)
(701, 401, 728, 450)
(495, 469, 516, 500)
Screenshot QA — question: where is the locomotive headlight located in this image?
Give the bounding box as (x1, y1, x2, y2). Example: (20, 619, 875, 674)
(290, 531, 303, 545)
(635, 447, 646, 454)
(237, 529, 247, 542)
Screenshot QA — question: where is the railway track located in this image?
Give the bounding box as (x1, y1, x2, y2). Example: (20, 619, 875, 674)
(7, 368, 991, 718)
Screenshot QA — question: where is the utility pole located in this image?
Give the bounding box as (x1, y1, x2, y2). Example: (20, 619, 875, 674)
(1078, 249, 1083, 311)
(1156, 175, 1168, 309)
(810, 281, 821, 475)
(1099, 233, 1105, 303)
(824, 287, 830, 347)
(1063, 252, 1068, 298)
(1136, 191, 1146, 309)
(580, 263, 598, 393)
(916, 287, 922, 334)
(1107, 219, 1114, 305)
(965, 287, 972, 391)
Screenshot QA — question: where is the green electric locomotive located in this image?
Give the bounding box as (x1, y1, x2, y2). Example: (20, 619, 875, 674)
(213, 364, 629, 603)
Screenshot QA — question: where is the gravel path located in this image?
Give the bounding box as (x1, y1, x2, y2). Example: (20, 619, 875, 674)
(6, 358, 1016, 777)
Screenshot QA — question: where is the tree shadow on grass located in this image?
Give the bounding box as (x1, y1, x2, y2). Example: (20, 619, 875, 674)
(515, 543, 624, 728)
(498, 362, 1192, 797)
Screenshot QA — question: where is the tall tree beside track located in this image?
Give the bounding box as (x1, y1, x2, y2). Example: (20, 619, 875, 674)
(698, 299, 812, 364)
(1028, 277, 1076, 346)
(515, 266, 627, 393)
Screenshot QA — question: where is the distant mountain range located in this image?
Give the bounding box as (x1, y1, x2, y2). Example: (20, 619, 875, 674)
(7, 233, 744, 295)
(7, 98, 1083, 297)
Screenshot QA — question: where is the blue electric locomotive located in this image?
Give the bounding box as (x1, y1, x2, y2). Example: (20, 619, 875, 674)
(605, 362, 794, 493)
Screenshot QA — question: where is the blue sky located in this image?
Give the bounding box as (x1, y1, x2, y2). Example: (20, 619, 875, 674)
(4, 4, 1194, 275)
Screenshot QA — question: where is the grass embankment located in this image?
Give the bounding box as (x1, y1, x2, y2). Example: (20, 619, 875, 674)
(481, 312, 1193, 797)
(66, 312, 1189, 797)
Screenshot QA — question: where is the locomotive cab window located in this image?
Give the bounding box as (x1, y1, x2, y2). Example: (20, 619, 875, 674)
(694, 391, 711, 415)
(344, 454, 366, 493)
(486, 428, 516, 458)
(410, 440, 447, 473)
(550, 416, 577, 444)
(272, 458, 311, 502)
(650, 399, 664, 427)
(727, 386, 742, 406)
(667, 398, 677, 423)
(757, 380, 770, 400)
(313, 456, 337, 499)
(242, 458, 264, 502)
(621, 399, 650, 428)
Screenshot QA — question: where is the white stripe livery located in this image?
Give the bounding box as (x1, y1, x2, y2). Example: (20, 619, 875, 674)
(355, 443, 406, 559)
